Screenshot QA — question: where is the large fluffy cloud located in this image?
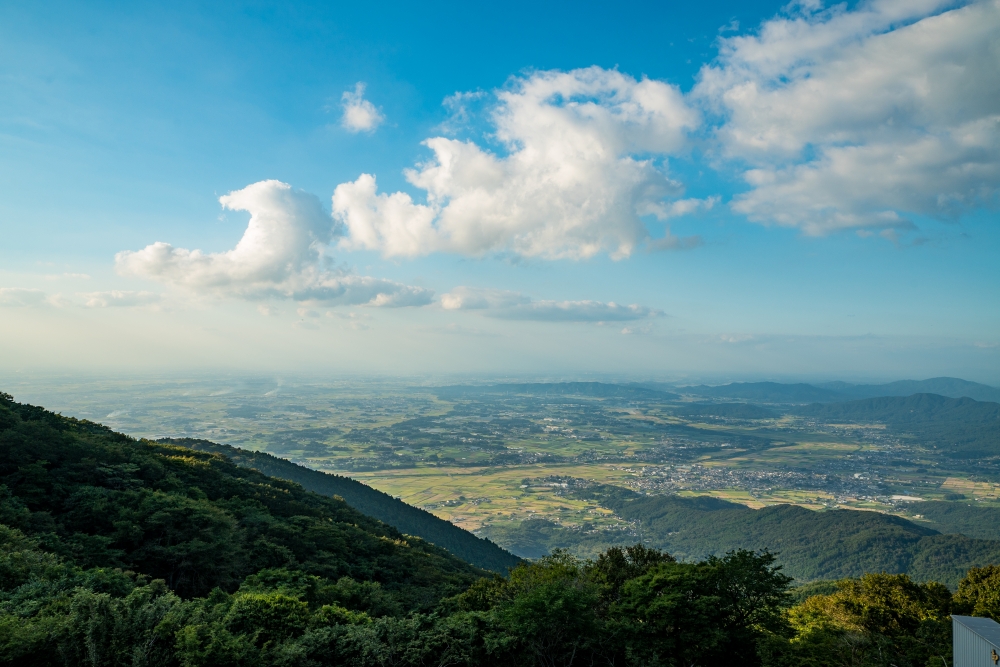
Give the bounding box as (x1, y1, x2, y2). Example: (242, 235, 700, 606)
(116, 180, 432, 307)
(440, 286, 662, 322)
(333, 67, 703, 260)
(697, 0, 1000, 234)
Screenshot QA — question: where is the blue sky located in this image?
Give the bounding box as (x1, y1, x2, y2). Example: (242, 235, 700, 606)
(1, 0, 998, 382)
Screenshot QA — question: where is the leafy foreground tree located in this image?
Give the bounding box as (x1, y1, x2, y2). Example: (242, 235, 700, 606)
(5, 533, 988, 667)
(0, 534, 795, 667)
(762, 573, 957, 667)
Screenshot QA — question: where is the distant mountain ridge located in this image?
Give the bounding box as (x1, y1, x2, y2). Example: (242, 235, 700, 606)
(672, 376, 1000, 403)
(431, 378, 999, 405)
(817, 377, 1000, 403)
(165, 438, 521, 573)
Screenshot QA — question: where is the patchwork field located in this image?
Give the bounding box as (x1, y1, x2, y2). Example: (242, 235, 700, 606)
(5, 375, 998, 546)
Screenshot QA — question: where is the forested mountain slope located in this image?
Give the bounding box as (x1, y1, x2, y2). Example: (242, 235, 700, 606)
(915, 502, 1000, 542)
(166, 438, 520, 573)
(795, 393, 1000, 458)
(481, 494, 1000, 588)
(0, 392, 484, 608)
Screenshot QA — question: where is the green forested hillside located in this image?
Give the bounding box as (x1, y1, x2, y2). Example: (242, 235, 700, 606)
(481, 494, 1000, 588)
(916, 501, 1000, 541)
(795, 393, 1000, 457)
(0, 392, 483, 606)
(165, 438, 520, 573)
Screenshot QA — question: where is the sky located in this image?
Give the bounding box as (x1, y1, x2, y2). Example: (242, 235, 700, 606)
(0, 0, 998, 383)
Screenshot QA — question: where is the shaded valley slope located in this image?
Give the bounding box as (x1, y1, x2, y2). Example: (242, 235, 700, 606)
(165, 437, 520, 573)
(481, 493, 1000, 588)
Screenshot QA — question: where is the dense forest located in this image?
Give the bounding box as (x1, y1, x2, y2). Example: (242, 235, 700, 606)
(162, 438, 520, 573)
(795, 393, 1000, 458)
(481, 490, 1000, 587)
(4, 391, 1000, 666)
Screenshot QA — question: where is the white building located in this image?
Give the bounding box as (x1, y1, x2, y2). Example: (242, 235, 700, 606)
(954, 615, 1000, 667)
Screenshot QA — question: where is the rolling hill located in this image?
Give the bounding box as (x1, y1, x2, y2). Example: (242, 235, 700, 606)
(795, 393, 1000, 458)
(819, 377, 1000, 403)
(915, 501, 1000, 542)
(480, 493, 1000, 588)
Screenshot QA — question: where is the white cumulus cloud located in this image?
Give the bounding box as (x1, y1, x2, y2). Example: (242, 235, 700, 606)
(116, 180, 432, 307)
(333, 67, 702, 260)
(440, 286, 662, 322)
(341, 83, 385, 133)
(697, 0, 1000, 235)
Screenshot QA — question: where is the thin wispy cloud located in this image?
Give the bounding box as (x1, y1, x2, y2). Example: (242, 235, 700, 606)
(0, 288, 49, 307)
(0, 288, 162, 309)
(81, 291, 161, 308)
(340, 83, 385, 133)
(440, 286, 663, 322)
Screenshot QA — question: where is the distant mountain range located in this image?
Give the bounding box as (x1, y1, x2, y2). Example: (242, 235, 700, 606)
(431, 377, 1000, 405)
(676, 376, 1000, 403)
(817, 377, 1000, 403)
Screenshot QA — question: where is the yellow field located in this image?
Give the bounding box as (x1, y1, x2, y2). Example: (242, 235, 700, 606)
(340, 457, 897, 531)
(941, 477, 1000, 499)
(344, 463, 644, 531)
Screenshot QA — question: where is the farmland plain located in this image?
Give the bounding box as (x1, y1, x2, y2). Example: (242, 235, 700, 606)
(6, 374, 998, 553)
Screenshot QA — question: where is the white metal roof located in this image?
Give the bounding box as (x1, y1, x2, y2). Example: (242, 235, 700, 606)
(954, 615, 1000, 648)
